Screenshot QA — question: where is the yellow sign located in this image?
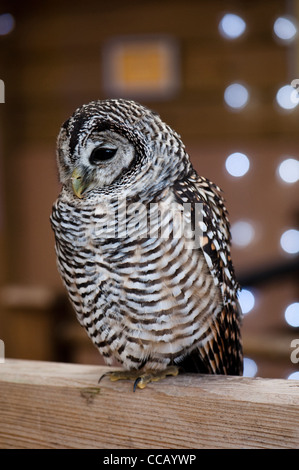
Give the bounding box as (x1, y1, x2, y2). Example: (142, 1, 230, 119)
(103, 36, 179, 99)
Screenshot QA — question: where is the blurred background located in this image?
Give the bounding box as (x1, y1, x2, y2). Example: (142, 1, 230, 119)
(0, 0, 298, 379)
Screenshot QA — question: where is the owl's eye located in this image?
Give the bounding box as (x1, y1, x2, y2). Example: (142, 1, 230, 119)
(90, 147, 117, 164)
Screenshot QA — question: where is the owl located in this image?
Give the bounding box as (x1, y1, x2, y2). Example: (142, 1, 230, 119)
(51, 99, 243, 390)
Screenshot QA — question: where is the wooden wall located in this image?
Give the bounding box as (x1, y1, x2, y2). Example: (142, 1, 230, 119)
(0, 0, 298, 376)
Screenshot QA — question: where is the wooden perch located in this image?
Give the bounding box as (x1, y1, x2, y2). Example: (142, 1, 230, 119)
(0, 359, 298, 449)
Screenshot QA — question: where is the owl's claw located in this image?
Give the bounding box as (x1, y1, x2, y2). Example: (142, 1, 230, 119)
(98, 370, 132, 383)
(99, 366, 179, 391)
(133, 366, 180, 391)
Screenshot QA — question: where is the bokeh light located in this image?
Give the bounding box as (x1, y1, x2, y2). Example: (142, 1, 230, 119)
(238, 288, 256, 314)
(219, 13, 246, 39)
(284, 302, 299, 327)
(231, 220, 255, 248)
(0, 13, 15, 35)
(277, 158, 299, 183)
(243, 357, 258, 377)
(273, 16, 297, 42)
(280, 229, 299, 254)
(225, 152, 250, 177)
(224, 83, 249, 110)
(276, 84, 299, 110)
(287, 372, 299, 380)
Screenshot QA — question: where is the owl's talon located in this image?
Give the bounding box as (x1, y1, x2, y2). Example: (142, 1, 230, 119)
(98, 372, 111, 384)
(98, 370, 137, 384)
(134, 366, 180, 390)
(133, 377, 142, 392)
(98, 366, 180, 391)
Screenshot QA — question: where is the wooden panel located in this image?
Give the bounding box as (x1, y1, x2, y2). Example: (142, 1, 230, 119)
(7, 100, 299, 146)
(2, 147, 61, 284)
(185, 46, 288, 89)
(13, 0, 285, 50)
(3, 0, 295, 146)
(0, 359, 298, 449)
(11, 45, 287, 98)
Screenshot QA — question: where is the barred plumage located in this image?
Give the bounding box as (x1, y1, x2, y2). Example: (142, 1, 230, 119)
(51, 99, 243, 386)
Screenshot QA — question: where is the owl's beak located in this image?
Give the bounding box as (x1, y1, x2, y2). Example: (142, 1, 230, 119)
(71, 168, 88, 199)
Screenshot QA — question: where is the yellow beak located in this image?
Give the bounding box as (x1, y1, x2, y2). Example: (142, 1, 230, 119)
(71, 168, 87, 199)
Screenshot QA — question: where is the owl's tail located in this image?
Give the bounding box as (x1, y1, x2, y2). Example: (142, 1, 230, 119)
(177, 306, 243, 376)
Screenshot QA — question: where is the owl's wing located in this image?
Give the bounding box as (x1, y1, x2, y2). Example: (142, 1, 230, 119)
(173, 170, 243, 375)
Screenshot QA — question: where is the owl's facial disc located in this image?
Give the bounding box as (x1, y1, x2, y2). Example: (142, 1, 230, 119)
(71, 130, 135, 198)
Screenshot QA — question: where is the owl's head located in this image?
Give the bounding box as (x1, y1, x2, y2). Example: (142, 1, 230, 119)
(57, 99, 190, 199)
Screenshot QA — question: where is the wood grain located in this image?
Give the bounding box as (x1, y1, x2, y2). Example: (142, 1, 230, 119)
(0, 359, 298, 449)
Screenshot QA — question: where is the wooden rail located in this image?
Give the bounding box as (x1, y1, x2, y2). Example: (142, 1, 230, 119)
(0, 359, 298, 449)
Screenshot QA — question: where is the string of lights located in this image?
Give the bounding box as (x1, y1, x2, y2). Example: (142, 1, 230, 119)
(218, 11, 298, 378)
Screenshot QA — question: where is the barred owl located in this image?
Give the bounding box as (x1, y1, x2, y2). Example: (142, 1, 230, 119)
(51, 99, 243, 390)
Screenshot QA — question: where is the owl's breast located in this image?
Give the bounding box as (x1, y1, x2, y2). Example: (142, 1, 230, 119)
(51, 192, 222, 369)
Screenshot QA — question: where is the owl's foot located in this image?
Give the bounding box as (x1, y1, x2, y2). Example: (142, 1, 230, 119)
(133, 366, 179, 391)
(99, 366, 179, 391)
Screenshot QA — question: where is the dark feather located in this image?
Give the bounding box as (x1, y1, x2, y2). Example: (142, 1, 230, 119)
(173, 171, 243, 376)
